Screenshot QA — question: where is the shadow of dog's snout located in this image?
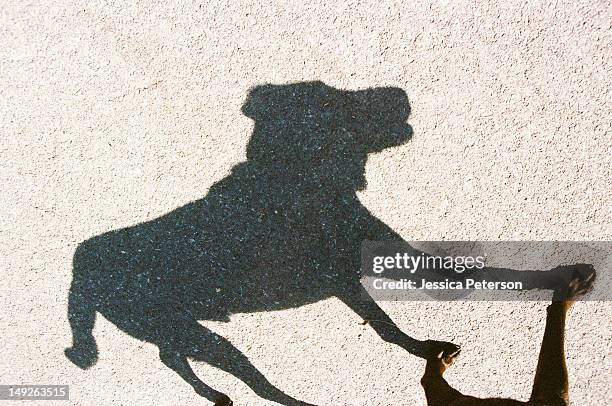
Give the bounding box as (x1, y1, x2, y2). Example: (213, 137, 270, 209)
(346, 87, 413, 152)
(369, 121, 413, 151)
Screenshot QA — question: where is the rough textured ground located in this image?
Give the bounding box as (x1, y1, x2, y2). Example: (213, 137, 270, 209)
(1, 1, 611, 405)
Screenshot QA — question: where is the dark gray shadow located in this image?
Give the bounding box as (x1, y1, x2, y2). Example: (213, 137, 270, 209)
(64, 81, 574, 405)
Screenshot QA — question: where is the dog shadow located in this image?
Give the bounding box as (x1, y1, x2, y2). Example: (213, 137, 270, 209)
(64, 81, 569, 405)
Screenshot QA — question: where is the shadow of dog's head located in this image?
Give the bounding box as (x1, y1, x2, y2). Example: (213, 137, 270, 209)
(241, 81, 413, 190)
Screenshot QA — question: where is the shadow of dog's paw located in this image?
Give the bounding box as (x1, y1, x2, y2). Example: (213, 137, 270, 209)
(65, 344, 98, 369)
(213, 394, 233, 406)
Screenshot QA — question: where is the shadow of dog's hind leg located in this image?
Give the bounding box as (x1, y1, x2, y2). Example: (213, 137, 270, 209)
(159, 347, 232, 405)
(65, 246, 99, 369)
(162, 320, 314, 406)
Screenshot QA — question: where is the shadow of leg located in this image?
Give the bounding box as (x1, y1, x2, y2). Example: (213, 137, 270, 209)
(339, 286, 458, 359)
(159, 347, 231, 405)
(65, 272, 98, 369)
(170, 320, 314, 406)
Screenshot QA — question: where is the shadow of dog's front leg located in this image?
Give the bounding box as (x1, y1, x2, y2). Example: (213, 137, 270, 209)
(340, 286, 459, 359)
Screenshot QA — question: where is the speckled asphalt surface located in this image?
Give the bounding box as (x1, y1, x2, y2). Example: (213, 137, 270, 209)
(1, 1, 610, 405)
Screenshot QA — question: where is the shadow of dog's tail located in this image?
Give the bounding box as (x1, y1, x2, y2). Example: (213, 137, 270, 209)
(65, 243, 99, 369)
